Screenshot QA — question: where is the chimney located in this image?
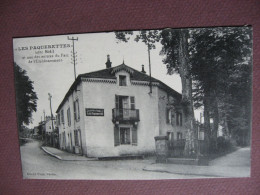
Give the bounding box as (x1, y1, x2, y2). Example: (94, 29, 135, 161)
(141, 64, 146, 73)
(105, 55, 112, 68)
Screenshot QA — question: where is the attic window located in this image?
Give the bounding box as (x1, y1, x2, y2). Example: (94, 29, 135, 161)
(119, 75, 127, 86)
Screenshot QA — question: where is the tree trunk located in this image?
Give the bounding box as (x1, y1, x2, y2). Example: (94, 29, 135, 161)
(203, 88, 211, 156)
(177, 30, 195, 157)
(212, 90, 219, 152)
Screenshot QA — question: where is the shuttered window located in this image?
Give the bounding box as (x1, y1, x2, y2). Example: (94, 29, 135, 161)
(114, 126, 137, 146)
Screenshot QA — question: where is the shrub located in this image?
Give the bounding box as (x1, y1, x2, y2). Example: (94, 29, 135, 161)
(217, 136, 232, 153)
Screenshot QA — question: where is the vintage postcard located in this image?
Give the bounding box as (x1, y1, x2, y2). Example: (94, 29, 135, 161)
(13, 27, 252, 180)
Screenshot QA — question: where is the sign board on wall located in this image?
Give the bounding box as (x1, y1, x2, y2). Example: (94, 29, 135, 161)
(85, 108, 104, 116)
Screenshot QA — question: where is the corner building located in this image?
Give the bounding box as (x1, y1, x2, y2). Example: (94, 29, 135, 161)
(56, 58, 185, 157)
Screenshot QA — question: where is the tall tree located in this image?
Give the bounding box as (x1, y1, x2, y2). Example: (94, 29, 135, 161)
(160, 29, 196, 156)
(189, 27, 252, 148)
(115, 29, 196, 156)
(14, 63, 38, 132)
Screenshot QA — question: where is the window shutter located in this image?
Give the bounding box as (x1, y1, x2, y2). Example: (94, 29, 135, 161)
(166, 109, 169, 123)
(180, 113, 182, 126)
(61, 110, 64, 124)
(176, 112, 179, 126)
(115, 95, 119, 109)
(171, 111, 175, 125)
(77, 100, 80, 120)
(132, 127, 137, 145)
(73, 101, 76, 120)
(126, 129, 130, 144)
(57, 113, 60, 125)
(130, 96, 135, 109)
(114, 126, 120, 146)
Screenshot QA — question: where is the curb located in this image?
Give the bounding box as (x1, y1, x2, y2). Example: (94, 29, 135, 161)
(142, 167, 220, 178)
(41, 146, 97, 161)
(41, 146, 62, 160)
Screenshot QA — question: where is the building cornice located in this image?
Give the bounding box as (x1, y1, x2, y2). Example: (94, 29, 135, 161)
(81, 77, 116, 84)
(131, 80, 160, 86)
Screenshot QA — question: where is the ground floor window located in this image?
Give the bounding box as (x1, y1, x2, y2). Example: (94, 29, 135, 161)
(177, 132, 183, 140)
(62, 132, 66, 147)
(167, 132, 174, 149)
(114, 126, 137, 146)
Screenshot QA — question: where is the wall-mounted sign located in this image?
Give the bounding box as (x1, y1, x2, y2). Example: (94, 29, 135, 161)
(86, 108, 104, 116)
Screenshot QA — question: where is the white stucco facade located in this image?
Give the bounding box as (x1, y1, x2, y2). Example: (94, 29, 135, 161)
(45, 117, 56, 134)
(56, 64, 185, 157)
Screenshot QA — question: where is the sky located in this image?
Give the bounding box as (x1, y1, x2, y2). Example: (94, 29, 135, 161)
(13, 30, 198, 128)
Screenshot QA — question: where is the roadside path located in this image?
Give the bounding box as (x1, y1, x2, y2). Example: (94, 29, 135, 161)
(144, 147, 251, 177)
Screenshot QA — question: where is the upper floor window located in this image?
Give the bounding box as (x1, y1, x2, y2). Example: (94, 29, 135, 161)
(119, 75, 127, 86)
(57, 113, 60, 125)
(176, 112, 182, 126)
(166, 109, 175, 125)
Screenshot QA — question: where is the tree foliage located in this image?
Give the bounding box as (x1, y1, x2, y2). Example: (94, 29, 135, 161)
(189, 27, 252, 146)
(14, 63, 38, 131)
(115, 30, 161, 49)
(114, 27, 252, 152)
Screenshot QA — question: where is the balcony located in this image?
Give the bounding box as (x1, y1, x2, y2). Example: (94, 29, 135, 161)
(112, 108, 140, 123)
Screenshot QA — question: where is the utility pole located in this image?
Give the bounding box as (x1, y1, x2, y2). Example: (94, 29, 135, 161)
(48, 93, 54, 134)
(68, 36, 78, 80)
(147, 43, 152, 94)
(43, 109, 45, 121)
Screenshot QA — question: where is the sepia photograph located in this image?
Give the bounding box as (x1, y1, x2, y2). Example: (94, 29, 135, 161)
(13, 27, 252, 180)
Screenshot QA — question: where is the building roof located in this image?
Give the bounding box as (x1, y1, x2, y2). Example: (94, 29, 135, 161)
(56, 63, 182, 113)
(78, 63, 160, 83)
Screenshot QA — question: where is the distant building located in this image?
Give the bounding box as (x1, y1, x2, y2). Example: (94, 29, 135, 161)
(45, 116, 56, 134)
(33, 126, 40, 136)
(56, 56, 185, 157)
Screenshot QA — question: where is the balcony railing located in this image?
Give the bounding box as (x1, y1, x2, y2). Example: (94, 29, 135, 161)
(112, 108, 140, 122)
